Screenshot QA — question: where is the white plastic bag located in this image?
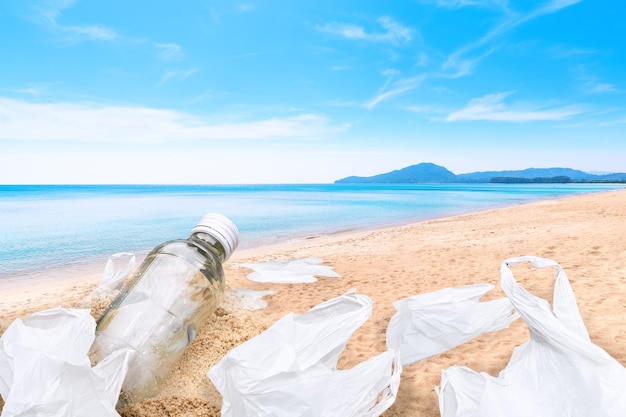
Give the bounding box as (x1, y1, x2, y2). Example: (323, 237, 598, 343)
(240, 257, 340, 284)
(76, 253, 136, 309)
(437, 256, 626, 417)
(386, 284, 518, 366)
(208, 292, 401, 417)
(99, 252, 136, 291)
(0, 308, 131, 417)
(224, 288, 276, 310)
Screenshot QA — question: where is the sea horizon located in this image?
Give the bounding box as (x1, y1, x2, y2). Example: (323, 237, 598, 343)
(1, 183, 623, 287)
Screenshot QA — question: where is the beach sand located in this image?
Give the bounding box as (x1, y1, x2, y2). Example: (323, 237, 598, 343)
(1, 188, 626, 416)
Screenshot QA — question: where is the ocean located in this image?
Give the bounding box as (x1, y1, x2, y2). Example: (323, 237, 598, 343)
(0, 183, 622, 284)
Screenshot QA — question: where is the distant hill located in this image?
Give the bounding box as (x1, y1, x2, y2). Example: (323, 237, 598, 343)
(336, 163, 457, 184)
(455, 167, 596, 183)
(334, 163, 626, 184)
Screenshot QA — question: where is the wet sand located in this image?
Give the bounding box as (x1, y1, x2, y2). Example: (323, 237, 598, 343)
(1, 188, 625, 416)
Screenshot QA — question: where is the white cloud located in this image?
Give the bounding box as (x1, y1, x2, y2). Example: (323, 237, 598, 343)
(155, 43, 184, 61)
(381, 69, 400, 77)
(534, 0, 583, 15)
(236, 4, 255, 12)
(61, 23, 117, 40)
(598, 117, 626, 127)
(588, 82, 619, 94)
(577, 72, 620, 94)
(317, 16, 412, 44)
(378, 16, 413, 43)
(446, 92, 582, 122)
(157, 69, 199, 86)
(323, 23, 367, 40)
(34, 0, 76, 22)
(330, 65, 350, 71)
(416, 52, 431, 67)
(405, 104, 447, 117)
(550, 46, 597, 58)
(0, 98, 347, 143)
(424, 0, 510, 10)
(1, 84, 53, 97)
(442, 0, 582, 77)
(365, 75, 426, 109)
(32, 0, 118, 41)
(443, 46, 496, 78)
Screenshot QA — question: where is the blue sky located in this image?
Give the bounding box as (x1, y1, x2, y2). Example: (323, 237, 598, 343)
(0, 0, 624, 184)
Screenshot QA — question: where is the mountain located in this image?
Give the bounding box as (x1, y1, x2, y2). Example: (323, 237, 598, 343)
(335, 163, 457, 184)
(455, 167, 596, 183)
(334, 163, 626, 184)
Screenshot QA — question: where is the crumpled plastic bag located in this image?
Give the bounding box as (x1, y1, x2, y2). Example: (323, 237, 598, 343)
(437, 256, 626, 417)
(386, 284, 519, 366)
(207, 292, 401, 417)
(240, 257, 341, 283)
(75, 252, 135, 309)
(98, 252, 136, 291)
(223, 288, 276, 310)
(0, 308, 132, 417)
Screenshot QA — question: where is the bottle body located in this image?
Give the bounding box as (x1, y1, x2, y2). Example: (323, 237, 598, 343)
(92, 223, 233, 404)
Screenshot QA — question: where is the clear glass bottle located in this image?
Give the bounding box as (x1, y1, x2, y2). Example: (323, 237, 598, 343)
(91, 213, 240, 404)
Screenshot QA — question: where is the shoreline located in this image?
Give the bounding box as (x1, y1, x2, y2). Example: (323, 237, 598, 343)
(1, 188, 623, 317)
(2, 188, 626, 416)
(0, 210, 486, 289)
(2, 184, 621, 288)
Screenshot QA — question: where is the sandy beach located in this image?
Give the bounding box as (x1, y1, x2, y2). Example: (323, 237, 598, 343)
(1, 188, 626, 416)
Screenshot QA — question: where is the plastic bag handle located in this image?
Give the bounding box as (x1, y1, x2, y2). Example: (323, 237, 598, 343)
(363, 351, 403, 417)
(501, 256, 589, 340)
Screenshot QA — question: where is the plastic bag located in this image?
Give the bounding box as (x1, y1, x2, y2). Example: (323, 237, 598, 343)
(0, 308, 131, 417)
(437, 256, 626, 417)
(386, 284, 518, 366)
(75, 252, 135, 309)
(240, 257, 340, 283)
(208, 292, 401, 417)
(223, 288, 276, 310)
(98, 252, 136, 291)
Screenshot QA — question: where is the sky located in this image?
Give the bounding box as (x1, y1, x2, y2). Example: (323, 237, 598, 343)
(0, 0, 624, 184)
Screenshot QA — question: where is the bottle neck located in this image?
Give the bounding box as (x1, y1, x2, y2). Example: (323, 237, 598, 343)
(189, 214, 239, 260)
(189, 232, 228, 263)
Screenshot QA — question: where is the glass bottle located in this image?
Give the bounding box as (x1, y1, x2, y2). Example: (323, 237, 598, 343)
(91, 213, 240, 404)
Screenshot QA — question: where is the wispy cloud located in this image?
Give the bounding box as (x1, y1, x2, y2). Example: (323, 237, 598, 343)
(330, 65, 351, 71)
(61, 24, 117, 41)
(236, 4, 255, 12)
(446, 91, 582, 122)
(598, 117, 626, 127)
(534, 0, 583, 15)
(416, 52, 431, 67)
(365, 75, 426, 109)
(32, 0, 118, 41)
(317, 16, 412, 44)
(0, 98, 348, 143)
(549, 45, 598, 58)
(443, 46, 497, 78)
(154, 43, 184, 61)
(587, 82, 619, 94)
(442, 0, 583, 77)
(405, 104, 450, 118)
(575, 69, 621, 94)
(422, 0, 510, 11)
(0, 82, 60, 98)
(157, 69, 199, 86)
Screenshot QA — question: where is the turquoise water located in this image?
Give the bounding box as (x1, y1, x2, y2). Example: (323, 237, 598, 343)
(0, 183, 622, 280)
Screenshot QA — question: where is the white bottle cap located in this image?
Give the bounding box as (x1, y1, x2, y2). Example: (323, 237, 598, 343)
(191, 213, 240, 260)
